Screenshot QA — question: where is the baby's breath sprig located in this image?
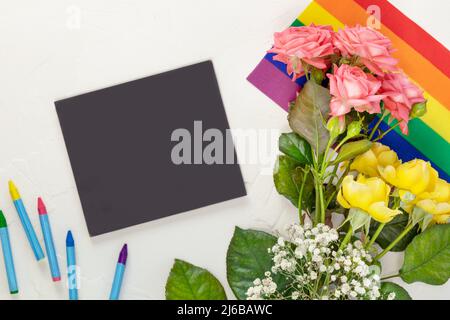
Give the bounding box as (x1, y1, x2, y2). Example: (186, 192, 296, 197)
(246, 223, 395, 300)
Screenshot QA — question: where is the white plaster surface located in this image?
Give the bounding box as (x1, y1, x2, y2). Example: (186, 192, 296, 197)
(0, 0, 448, 299)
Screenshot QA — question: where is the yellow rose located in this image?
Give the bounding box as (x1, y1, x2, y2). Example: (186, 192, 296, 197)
(415, 179, 450, 224)
(416, 199, 450, 215)
(378, 159, 438, 195)
(337, 174, 401, 223)
(419, 178, 450, 203)
(350, 143, 400, 177)
(399, 178, 449, 213)
(432, 214, 450, 224)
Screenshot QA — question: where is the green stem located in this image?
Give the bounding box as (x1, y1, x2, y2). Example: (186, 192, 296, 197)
(318, 182, 326, 224)
(366, 223, 385, 249)
(368, 113, 387, 140)
(321, 273, 331, 296)
(329, 163, 339, 183)
(313, 136, 334, 225)
(339, 226, 353, 250)
(303, 61, 311, 81)
(333, 137, 349, 153)
(381, 273, 400, 281)
(373, 122, 401, 142)
(314, 177, 321, 226)
(331, 134, 367, 155)
(320, 138, 334, 174)
(297, 170, 309, 224)
(375, 223, 415, 260)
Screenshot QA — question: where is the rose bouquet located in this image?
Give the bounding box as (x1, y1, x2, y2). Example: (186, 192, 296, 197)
(164, 24, 449, 301)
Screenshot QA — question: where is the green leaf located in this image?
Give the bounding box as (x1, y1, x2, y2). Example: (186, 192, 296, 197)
(347, 207, 371, 232)
(400, 224, 450, 285)
(288, 80, 331, 155)
(226, 227, 287, 300)
(411, 206, 433, 231)
(278, 132, 313, 165)
(165, 259, 227, 300)
(332, 139, 372, 165)
(273, 155, 314, 210)
(380, 282, 412, 300)
(370, 213, 419, 252)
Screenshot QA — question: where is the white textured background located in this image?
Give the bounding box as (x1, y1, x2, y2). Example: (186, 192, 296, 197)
(0, 0, 448, 300)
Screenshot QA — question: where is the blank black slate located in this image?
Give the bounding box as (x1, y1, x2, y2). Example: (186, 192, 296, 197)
(56, 61, 246, 236)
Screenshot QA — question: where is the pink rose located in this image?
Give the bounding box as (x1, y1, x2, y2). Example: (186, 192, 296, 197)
(327, 64, 384, 117)
(379, 73, 426, 134)
(333, 25, 397, 76)
(268, 24, 334, 80)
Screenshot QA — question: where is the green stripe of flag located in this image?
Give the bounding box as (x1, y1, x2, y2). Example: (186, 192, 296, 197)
(291, 19, 304, 27)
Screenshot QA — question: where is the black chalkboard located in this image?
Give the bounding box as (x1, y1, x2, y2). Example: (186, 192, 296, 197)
(56, 61, 246, 236)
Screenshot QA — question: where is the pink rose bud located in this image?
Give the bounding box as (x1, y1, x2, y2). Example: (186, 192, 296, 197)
(327, 116, 346, 139)
(411, 101, 427, 118)
(311, 68, 325, 84)
(346, 121, 362, 138)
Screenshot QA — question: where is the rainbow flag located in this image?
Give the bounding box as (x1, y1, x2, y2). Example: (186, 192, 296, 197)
(248, 0, 450, 182)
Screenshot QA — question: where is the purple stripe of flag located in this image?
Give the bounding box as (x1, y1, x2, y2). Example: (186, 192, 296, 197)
(247, 58, 299, 111)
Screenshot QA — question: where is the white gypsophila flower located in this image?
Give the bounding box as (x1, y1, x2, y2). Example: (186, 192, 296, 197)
(387, 292, 396, 300)
(341, 283, 351, 294)
(295, 246, 306, 259)
(355, 286, 366, 295)
(354, 240, 363, 249)
(246, 223, 382, 301)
